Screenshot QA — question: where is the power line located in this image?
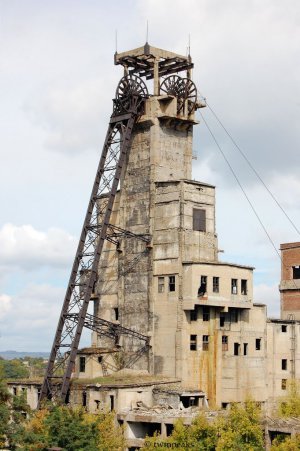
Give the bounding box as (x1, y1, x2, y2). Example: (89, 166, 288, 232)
(200, 111, 282, 261)
(205, 102, 300, 236)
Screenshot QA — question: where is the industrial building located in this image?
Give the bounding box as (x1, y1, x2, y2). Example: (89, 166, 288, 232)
(8, 44, 300, 448)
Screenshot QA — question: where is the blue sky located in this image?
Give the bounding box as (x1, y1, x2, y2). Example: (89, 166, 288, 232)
(0, 0, 299, 350)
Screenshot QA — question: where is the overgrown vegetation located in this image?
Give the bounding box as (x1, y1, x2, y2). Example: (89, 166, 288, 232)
(0, 356, 47, 380)
(278, 380, 300, 418)
(142, 400, 265, 451)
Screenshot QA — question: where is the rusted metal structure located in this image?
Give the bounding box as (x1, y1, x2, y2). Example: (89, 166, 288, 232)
(39, 43, 198, 406)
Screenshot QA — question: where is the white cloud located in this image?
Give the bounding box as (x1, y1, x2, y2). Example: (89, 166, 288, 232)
(0, 294, 12, 319)
(0, 223, 76, 270)
(0, 284, 91, 351)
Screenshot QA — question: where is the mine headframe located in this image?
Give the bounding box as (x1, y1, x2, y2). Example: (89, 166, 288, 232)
(39, 44, 201, 407)
(38, 74, 150, 407)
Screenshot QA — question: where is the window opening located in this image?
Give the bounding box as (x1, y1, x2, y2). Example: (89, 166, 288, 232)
(281, 325, 287, 333)
(282, 359, 287, 370)
(79, 356, 86, 373)
(110, 395, 115, 411)
(198, 276, 207, 296)
(158, 276, 165, 293)
(255, 338, 261, 350)
(65, 389, 70, 404)
(222, 335, 228, 351)
(213, 276, 219, 293)
(202, 335, 209, 351)
(293, 266, 300, 279)
(234, 343, 240, 356)
(190, 335, 197, 351)
(13, 387, 17, 396)
(98, 356, 103, 364)
(114, 307, 119, 321)
(220, 314, 225, 328)
(231, 279, 238, 294)
(82, 391, 87, 407)
(281, 379, 287, 390)
(243, 343, 248, 355)
(169, 276, 175, 292)
(203, 307, 210, 321)
(190, 309, 197, 321)
(230, 309, 239, 323)
(193, 208, 206, 232)
(241, 279, 248, 295)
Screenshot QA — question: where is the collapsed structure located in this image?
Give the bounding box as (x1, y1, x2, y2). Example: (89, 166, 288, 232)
(9, 44, 300, 448)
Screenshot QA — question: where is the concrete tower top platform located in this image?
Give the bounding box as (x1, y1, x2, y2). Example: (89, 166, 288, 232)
(114, 43, 193, 80)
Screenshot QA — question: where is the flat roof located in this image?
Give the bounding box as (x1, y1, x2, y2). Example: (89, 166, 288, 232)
(280, 242, 300, 250)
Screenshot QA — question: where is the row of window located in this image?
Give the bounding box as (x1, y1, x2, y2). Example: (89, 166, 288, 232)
(190, 335, 262, 353)
(190, 307, 239, 324)
(198, 276, 248, 296)
(158, 276, 176, 293)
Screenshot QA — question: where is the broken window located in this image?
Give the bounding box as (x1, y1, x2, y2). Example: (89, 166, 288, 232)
(234, 343, 240, 356)
(281, 379, 287, 390)
(256, 338, 261, 350)
(98, 356, 103, 364)
(243, 343, 248, 355)
(281, 325, 287, 333)
(203, 307, 210, 321)
(110, 395, 115, 411)
(79, 356, 86, 373)
(282, 359, 287, 370)
(193, 208, 206, 232)
(190, 335, 197, 351)
(169, 276, 175, 292)
(198, 276, 207, 296)
(293, 266, 300, 279)
(213, 276, 219, 293)
(231, 279, 238, 294)
(190, 310, 197, 321)
(202, 335, 209, 351)
(158, 276, 165, 293)
(241, 279, 248, 295)
(222, 335, 228, 351)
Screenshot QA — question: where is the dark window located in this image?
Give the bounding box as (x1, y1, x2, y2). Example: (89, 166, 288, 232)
(79, 356, 86, 373)
(241, 279, 247, 295)
(193, 208, 206, 232)
(230, 309, 239, 323)
(190, 335, 197, 351)
(158, 276, 165, 293)
(98, 356, 103, 364)
(198, 276, 207, 296)
(110, 395, 115, 411)
(202, 335, 209, 351)
(114, 308, 119, 321)
(231, 279, 238, 294)
(282, 359, 287, 370)
(281, 325, 287, 333)
(222, 335, 228, 351)
(281, 379, 287, 390)
(234, 343, 240, 356)
(243, 343, 248, 355)
(213, 277, 219, 293)
(169, 276, 175, 292)
(13, 387, 17, 396)
(190, 310, 197, 321)
(220, 314, 225, 327)
(256, 338, 261, 350)
(222, 402, 229, 409)
(82, 391, 87, 407)
(65, 389, 70, 404)
(203, 307, 210, 321)
(293, 266, 300, 279)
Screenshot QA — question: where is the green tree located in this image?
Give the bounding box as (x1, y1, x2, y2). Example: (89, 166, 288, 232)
(278, 380, 300, 418)
(216, 400, 264, 451)
(271, 434, 300, 450)
(19, 405, 125, 451)
(0, 357, 30, 379)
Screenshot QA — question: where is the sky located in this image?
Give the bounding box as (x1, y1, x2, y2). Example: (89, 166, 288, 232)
(0, 0, 299, 351)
